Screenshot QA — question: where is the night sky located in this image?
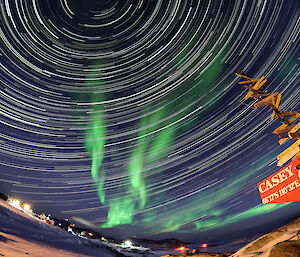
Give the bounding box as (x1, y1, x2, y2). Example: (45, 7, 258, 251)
(0, 0, 299, 242)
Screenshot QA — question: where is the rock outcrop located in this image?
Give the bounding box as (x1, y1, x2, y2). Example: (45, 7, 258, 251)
(232, 217, 300, 257)
(163, 217, 300, 257)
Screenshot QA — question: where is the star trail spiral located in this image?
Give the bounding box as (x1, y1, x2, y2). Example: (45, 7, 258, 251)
(0, 0, 299, 241)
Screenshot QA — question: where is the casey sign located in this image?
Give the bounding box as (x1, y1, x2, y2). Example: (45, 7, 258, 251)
(257, 158, 300, 204)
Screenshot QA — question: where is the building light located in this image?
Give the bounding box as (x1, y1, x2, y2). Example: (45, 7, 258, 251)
(9, 199, 21, 209)
(22, 203, 31, 212)
(123, 240, 133, 247)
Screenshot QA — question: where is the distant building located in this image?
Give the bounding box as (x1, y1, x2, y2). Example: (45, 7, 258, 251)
(52, 218, 70, 230)
(71, 227, 102, 239)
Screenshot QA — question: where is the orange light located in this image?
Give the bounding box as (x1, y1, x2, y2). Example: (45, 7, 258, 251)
(202, 243, 207, 248)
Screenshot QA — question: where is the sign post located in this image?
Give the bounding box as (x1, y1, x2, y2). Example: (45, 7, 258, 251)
(257, 158, 300, 204)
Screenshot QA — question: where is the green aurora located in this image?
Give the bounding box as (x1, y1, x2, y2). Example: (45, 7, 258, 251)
(83, 49, 291, 233)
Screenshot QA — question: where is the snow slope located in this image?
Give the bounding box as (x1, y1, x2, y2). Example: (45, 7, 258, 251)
(0, 199, 120, 257)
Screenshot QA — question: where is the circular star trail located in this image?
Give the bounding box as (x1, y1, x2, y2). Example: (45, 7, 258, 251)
(0, 0, 299, 241)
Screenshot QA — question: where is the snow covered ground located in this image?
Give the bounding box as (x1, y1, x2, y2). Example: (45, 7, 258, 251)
(3, 197, 299, 257)
(0, 199, 159, 257)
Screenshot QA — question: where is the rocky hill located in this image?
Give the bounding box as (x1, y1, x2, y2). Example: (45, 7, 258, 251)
(162, 217, 300, 257)
(232, 217, 300, 257)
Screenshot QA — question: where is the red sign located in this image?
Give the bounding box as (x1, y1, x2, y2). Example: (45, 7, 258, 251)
(257, 158, 300, 204)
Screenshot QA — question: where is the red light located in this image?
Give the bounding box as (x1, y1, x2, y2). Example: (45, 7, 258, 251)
(202, 243, 207, 248)
(175, 246, 186, 251)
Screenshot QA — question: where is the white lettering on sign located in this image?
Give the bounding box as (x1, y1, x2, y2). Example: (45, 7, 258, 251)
(262, 179, 300, 204)
(278, 179, 300, 197)
(258, 165, 293, 193)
